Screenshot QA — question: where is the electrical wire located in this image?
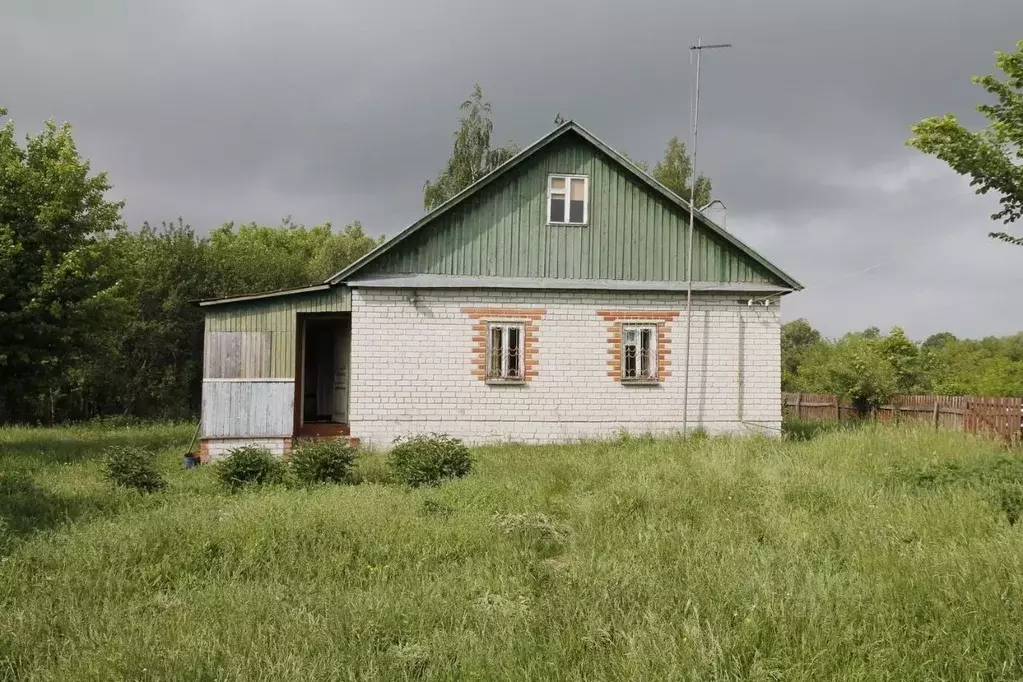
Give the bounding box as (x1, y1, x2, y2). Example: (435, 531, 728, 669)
(746, 252, 904, 307)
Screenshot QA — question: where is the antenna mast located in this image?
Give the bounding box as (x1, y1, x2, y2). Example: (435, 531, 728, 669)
(682, 38, 731, 438)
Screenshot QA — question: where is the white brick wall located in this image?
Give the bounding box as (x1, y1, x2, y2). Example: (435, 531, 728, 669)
(203, 437, 289, 460)
(349, 289, 781, 447)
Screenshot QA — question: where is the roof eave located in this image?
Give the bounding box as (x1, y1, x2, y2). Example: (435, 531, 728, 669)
(197, 283, 332, 307)
(347, 274, 795, 294)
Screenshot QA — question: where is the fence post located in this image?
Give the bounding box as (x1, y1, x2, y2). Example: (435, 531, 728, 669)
(834, 395, 840, 421)
(795, 393, 802, 420)
(932, 398, 940, 431)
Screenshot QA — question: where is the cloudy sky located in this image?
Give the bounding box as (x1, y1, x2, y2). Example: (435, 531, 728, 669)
(2, 0, 1021, 339)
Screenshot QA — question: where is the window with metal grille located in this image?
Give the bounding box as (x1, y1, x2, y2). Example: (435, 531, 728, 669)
(622, 324, 657, 382)
(486, 322, 525, 381)
(548, 175, 588, 225)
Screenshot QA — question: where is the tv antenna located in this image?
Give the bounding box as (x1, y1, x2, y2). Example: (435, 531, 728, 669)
(683, 39, 732, 439)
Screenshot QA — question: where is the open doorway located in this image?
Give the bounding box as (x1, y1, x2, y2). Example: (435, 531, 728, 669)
(296, 314, 350, 436)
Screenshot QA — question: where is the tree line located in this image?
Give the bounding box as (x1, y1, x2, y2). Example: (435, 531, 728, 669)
(0, 111, 385, 423)
(782, 320, 1023, 408)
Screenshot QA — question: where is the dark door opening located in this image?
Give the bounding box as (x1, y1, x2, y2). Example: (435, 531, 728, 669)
(298, 316, 350, 432)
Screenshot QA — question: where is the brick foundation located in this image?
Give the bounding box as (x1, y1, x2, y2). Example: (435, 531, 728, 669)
(198, 435, 359, 462)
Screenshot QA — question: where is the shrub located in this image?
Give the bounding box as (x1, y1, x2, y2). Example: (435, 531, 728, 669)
(291, 439, 358, 484)
(389, 434, 473, 487)
(216, 446, 287, 492)
(102, 446, 168, 494)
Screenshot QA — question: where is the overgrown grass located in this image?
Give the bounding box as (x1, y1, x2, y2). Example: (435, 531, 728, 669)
(2, 423, 1023, 680)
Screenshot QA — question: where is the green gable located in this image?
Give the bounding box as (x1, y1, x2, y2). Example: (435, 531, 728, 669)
(332, 123, 800, 291)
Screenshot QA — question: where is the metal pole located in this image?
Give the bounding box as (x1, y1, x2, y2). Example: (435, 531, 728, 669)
(682, 39, 730, 439)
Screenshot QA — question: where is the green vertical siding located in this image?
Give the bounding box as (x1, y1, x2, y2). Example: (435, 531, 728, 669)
(359, 133, 777, 285)
(204, 287, 350, 378)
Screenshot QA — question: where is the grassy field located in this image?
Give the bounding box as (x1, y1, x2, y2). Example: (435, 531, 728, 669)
(2, 422, 1023, 681)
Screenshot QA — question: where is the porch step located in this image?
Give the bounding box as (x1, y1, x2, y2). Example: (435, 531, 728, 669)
(296, 423, 351, 438)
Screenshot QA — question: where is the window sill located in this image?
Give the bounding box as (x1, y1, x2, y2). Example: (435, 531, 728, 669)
(621, 379, 661, 386)
(485, 379, 527, 386)
(547, 221, 588, 228)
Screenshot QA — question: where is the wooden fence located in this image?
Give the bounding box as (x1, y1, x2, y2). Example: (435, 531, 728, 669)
(782, 393, 1023, 444)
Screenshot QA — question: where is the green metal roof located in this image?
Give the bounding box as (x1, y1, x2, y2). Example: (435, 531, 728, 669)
(327, 120, 802, 290)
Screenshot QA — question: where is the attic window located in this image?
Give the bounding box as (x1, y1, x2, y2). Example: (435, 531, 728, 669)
(548, 175, 588, 225)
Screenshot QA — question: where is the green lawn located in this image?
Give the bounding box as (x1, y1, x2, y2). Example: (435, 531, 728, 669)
(2, 423, 1023, 681)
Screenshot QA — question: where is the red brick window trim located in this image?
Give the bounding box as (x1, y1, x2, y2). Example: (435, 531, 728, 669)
(462, 308, 545, 383)
(597, 311, 679, 383)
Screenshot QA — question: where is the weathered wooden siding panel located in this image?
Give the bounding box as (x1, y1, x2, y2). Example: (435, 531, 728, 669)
(203, 286, 350, 378)
(203, 332, 272, 378)
(201, 380, 294, 438)
(359, 134, 778, 285)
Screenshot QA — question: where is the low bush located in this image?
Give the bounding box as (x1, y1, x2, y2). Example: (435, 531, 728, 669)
(291, 439, 358, 484)
(216, 446, 287, 492)
(102, 446, 167, 493)
(389, 434, 473, 487)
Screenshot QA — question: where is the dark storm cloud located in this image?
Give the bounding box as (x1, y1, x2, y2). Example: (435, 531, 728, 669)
(2, 0, 1022, 337)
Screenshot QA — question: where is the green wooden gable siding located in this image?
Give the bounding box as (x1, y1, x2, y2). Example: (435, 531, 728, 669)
(204, 286, 350, 378)
(357, 134, 778, 285)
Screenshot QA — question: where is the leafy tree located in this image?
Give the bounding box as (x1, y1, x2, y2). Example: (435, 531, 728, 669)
(1000, 332, 1023, 362)
(921, 332, 957, 352)
(974, 356, 1023, 396)
(857, 326, 882, 340)
(881, 326, 922, 394)
(206, 218, 380, 297)
(797, 336, 898, 410)
(623, 138, 713, 208)
(423, 85, 518, 211)
(781, 318, 822, 391)
(0, 107, 123, 422)
(97, 220, 211, 417)
(909, 40, 1023, 245)
(651, 137, 712, 208)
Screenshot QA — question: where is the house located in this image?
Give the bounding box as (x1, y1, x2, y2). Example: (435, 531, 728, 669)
(197, 121, 801, 459)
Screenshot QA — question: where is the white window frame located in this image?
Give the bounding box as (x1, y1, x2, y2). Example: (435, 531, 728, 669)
(547, 174, 589, 225)
(485, 321, 526, 382)
(621, 323, 658, 383)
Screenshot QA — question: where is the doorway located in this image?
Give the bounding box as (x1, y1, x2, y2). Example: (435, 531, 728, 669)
(296, 314, 350, 436)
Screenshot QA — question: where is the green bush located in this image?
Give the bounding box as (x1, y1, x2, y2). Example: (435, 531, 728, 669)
(389, 434, 473, 487)
(102, 446, 167, 493)
(216, 446, 287, 492)
(291, 439, 358, 484)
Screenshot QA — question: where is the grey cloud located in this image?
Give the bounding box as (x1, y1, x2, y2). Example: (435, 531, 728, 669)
(2, 0, 1022, 338)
